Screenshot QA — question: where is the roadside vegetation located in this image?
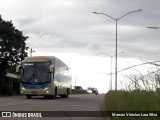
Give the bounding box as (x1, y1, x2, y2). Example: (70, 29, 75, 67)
(101, 65, 160, 120)
(0, 15, 28, 95)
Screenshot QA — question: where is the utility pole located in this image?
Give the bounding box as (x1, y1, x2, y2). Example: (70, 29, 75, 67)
(75, 77, 77, 87)
(30, 48, 35, 57)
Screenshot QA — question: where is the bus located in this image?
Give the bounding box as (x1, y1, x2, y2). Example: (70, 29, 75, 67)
(16, 56, 72, 99)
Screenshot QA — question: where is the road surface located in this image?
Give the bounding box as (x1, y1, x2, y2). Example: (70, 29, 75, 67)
(0, 94, 105, 120)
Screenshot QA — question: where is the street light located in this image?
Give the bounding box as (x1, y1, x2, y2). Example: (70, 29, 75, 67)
(146, 26, 160, 29)
(93, 9, 142, 90)
(147, 26, 160, 40)
(100, 52, 124, 90)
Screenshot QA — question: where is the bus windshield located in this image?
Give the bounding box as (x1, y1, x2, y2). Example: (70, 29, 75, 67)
(21, 62, 51, 84)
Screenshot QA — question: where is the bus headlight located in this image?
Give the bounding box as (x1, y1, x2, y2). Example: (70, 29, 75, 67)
(21, 87, 26, 90)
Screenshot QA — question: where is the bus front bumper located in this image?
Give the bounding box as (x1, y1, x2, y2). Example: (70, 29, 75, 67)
(20, 89, 54, 96)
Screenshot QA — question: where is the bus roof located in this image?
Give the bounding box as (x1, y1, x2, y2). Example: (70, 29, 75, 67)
(23, 56, 55, 62)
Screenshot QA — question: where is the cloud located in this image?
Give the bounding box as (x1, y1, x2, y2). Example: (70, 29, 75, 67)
(17, 16, 40, 27)
(0, 0, 160, 60)
(2, 0, 160, 92)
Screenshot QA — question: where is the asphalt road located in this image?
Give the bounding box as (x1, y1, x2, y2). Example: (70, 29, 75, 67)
(0, 94, 105, 120)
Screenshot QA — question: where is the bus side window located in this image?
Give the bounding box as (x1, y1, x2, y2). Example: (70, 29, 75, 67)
(49, 65, 54, 73)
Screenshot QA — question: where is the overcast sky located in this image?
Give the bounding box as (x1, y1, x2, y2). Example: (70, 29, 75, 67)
(1, 0, 160, 92)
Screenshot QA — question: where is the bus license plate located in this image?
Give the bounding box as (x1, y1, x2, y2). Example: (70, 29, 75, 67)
(31, 91, 37, 94)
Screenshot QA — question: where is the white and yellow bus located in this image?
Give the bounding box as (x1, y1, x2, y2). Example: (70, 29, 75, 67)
(16, 56, 72, 99)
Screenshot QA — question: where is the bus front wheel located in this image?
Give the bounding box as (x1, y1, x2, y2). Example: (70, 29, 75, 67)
(26, 95, 32, 99)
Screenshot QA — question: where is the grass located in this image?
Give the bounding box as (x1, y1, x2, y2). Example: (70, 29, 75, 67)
(101, 90, 160, 120)
(103, 90, 160, 111)
(101, 66, 160, 120)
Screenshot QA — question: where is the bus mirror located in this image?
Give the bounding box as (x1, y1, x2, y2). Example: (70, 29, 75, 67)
(16, 65, 22, 73)
(50, 65, 55, 73)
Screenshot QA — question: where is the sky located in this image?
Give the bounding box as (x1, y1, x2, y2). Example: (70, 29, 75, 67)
(0, 0, 160, 93)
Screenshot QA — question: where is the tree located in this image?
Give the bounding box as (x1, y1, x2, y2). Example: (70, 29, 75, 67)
(0, 15, 28, 94)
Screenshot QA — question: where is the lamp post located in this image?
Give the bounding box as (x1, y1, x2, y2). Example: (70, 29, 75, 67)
(146, 26, 160, 29)
(100, 52, 124, 90)
(93, 9, 142, 90)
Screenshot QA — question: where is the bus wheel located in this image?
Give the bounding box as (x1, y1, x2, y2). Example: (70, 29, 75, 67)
(54, 87, 57, 98)
(63, 88, 69, 98)
(65, 88, 69, 98)
(26, 95, 31, 99)
(44, 95, 48, 99)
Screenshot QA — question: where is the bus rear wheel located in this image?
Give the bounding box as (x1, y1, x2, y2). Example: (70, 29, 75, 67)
(65, 88, 69, 98)
(61, 88, 69, 98)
